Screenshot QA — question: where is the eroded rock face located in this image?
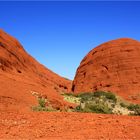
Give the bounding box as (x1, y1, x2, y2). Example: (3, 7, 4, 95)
(0, 29, 72, 111)
(73, 38, 140, 103)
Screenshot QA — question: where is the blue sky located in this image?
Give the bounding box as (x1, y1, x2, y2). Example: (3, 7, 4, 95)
(0, 1, 140, 79)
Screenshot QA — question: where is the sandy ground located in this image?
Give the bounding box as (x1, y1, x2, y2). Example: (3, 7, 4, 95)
(1, 111, 140, 140)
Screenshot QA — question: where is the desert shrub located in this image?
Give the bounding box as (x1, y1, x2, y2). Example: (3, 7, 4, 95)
(32, 106, 56, 112)
(77, 91, 117, 103)
(75, 105, 82, 112)
(127, 104, 140, 115)
(87, 102, 113, 114)
(32, 97, 57, 112)
(38, 98, 46, 108)
(120, 102, 128, 108)
(74, 91, 116, 114)
(31, 97, 47, 112)
(78, 92, 95, 102)
(94, 91, 117, 102)
(75, 101, 112, 114)
(127, 104, 139, 110)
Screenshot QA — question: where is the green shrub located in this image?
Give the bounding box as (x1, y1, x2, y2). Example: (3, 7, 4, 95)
(127, 104, 139, 110)
(76, 92, 94, 100)
(120, 102, 128, 108)
(77, 91, 117, 103)
(75, 105, 83, 112)
(75, 101, 112, 114)
(65, 91, 140, 115)
(31, 97, 46, 112)
(32, 106, 56, 112)
(87, 102, 112, 114)
(32, 97, 57, 112)
(94, 91, 117, 102)
(38, 98, 46, 108)
(73, 91, 117, 114)
(127, 104, 140, 115)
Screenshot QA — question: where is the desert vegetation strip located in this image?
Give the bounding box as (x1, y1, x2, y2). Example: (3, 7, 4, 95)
(31, 90, 140, 115)
(62, 91, 140, 115)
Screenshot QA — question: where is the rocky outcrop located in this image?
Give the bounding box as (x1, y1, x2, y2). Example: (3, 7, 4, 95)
(0, 29, 71, 92)
(0, 29, 72, 111)
(72, 38, 140, 103)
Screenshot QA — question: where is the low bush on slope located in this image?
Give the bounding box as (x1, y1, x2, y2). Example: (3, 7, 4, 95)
(127, 104, 140, 115)
(74, 91, 116, 114)
(32, 96, 57, 112)
(63, 91, 140, 115)
(31, 90, 140, 115)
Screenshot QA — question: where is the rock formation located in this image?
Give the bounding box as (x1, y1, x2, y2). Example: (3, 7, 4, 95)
(72, 38, 140, 103)
(0, 29, 72, 111)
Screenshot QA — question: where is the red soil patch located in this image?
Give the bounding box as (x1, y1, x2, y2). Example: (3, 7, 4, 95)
(73, 38, 140, 104)
(1, 111, 140, 139)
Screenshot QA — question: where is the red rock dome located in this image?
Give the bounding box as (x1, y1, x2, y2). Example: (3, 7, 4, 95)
(72, 38, 140, 103)
(0, 29, 72, 111)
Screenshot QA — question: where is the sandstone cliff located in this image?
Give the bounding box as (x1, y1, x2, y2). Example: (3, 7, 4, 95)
(0, 29, 72, 111)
